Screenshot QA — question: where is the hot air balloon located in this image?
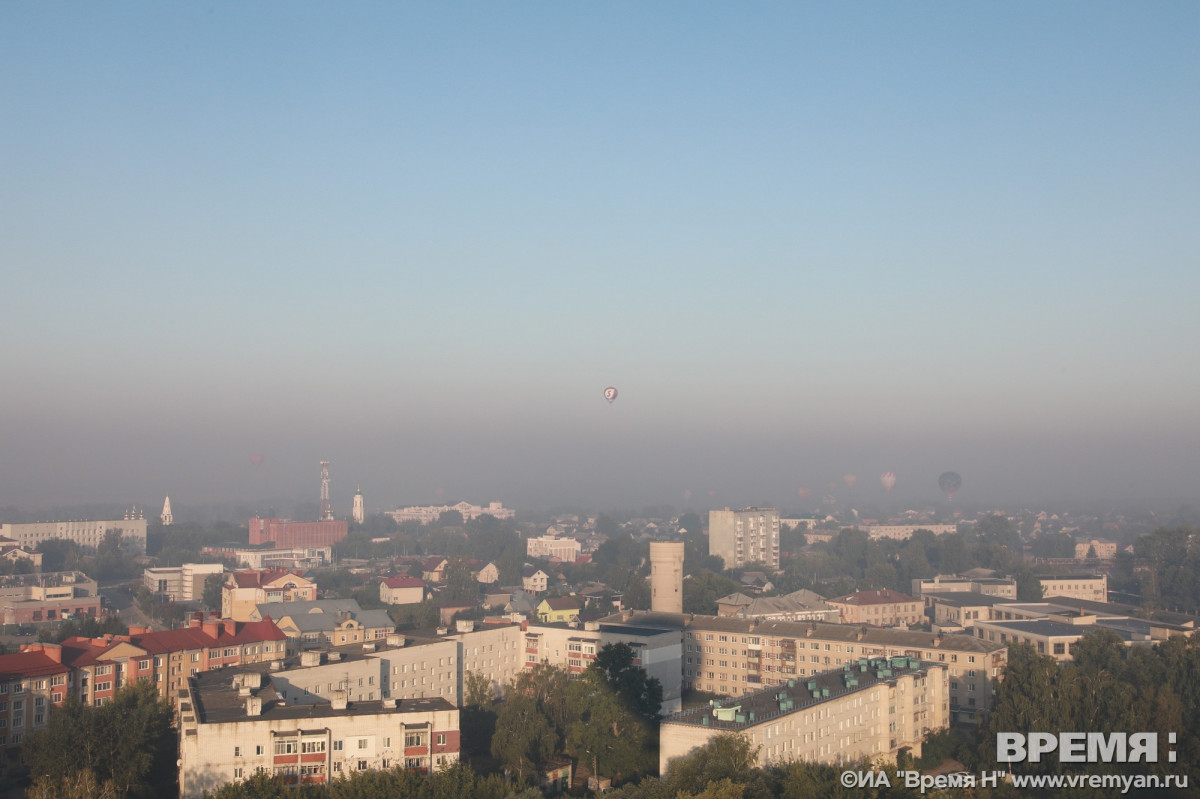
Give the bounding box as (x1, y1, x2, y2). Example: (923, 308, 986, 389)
(880, 471, 896, 493)
(603, 386, 618, 404)
(705, 488, 718, 498)
(795, 486, 811, 500)
(682, 488, 693, 502)
(843, 474, 857, 489)
(938, 471, 962, 500)
(249, 454, 264, 467)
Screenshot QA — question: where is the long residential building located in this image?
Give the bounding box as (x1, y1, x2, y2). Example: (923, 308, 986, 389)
(0, 515, 148, 552)
(660, 657, 948, 773)
(0, 646, 71, 763)
(59, 616, 288, 703)
(387, 502, 515, 525)
(177, 670, 459, 798)
(605, 610, 1005, 725)
(248, 518, 348, 548)
(202, 545, 332, 570)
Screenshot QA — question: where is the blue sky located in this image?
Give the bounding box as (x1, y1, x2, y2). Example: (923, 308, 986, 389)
(2, 3, 1198, 513)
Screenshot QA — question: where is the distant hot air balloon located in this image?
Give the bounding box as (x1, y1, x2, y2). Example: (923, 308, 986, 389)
(682, 488, 693, 502)
(795, 486, 812, 500)
(705, 488, 717, 498)
(880, 471, 897, 493)
(938, 471, 962, 500)
(603, 386, 618, 404)
(249, 454, 264, 467)
(843, 474, 857, 489)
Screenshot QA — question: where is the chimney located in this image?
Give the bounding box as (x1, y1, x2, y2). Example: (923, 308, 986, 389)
(43, 645, 63, 664)
(224, 619, 237, 636)
(331, 690, 348, 710)
(245, 695, 263, 716)
(202, 620, 219, 638)
(129, 625, 149, 635)
(189, 618, 201, 628)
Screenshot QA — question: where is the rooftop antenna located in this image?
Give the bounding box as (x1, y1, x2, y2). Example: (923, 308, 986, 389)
(320, 461, 333, 521)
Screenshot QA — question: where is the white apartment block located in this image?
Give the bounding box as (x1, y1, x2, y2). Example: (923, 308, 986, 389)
(708, 508, 780, 570)
(1038, 574, 1107, 603)
(177, 670, 459, 798)
(387, 502, 514, 525)
(526, 535, 582, 562)
(0, 517, 148, 553)
(660, 659, 948, 773)
(862, 524, 958, 541)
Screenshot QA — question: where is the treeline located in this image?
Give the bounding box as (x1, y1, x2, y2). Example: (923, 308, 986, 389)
(773, 515, 1042, 600)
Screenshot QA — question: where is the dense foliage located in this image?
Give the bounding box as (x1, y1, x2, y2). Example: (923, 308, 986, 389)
(23, 681, 176, 799)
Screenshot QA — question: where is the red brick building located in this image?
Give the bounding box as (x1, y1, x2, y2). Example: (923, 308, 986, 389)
(249, 518, 348, 548)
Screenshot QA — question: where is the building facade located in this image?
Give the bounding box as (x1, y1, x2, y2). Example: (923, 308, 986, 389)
(248, 518, 348, 548)
(0, 516, 148, 553)
(660, 659, 948, 773)
(708, 508, 780, 570)
(387, 502, 515, 525)
(144, 562, 225, 603)
(223, 570, 318, 621)
(1038, 574, 1108, 603)
(827, 589, 924, 628)
(177, 670, 459, 798)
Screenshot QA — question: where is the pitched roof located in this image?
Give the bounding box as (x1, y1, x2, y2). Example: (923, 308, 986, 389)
(542, 596, 581, 611)
(382, 576, 425, 589)
(830, 589, 919, 606)
(0, 649, 69, 679)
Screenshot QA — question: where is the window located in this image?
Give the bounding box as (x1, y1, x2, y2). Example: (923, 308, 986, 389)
(436, 733, 446, 746)
(256, 745, 264, 755)
(405, 732, 425, 748)
(235, 747, 242, 757)
(274, 740, 298, 755)
(358, 738, 369, 750)
(234, 768, 244, 779)
(301, 740, 326, 754)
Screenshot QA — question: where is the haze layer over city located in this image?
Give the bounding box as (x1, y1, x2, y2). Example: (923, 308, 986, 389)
(2, 4, 1198, 515)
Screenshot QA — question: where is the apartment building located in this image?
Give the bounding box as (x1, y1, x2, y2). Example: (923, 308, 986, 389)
(827, 589, 924, 628)
(660, 658, 948, 773)
(0, 645, 70, 762)
(222, 570, 318, 621)
(1039, 573, 1108, 603)
(604, 611, 1003, 725)
(387, 501, 514, 525)
(708, 508, 780, 570)
(862, 524, 958, 541)
(177, 670, 459, 798)
(60, 617, 287, 703)
(0, 515, 148, 552)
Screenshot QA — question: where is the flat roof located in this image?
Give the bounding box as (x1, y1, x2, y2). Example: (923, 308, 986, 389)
(925, 592, 1014, 608)
(187, 668, 454, 725)
(664, 658, 941, 731)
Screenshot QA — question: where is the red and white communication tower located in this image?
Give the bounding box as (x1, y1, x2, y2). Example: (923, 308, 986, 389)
(319, 460, 333, 521)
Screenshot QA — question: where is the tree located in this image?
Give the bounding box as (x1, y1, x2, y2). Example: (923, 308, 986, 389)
(24, 680, 175, 798)
(491, 689, 558, 781)
(683, 571, 742, 615)
(566, 669, 656, 783)
(662, 733, 760, 797)
(441, 556, 480, 604)
(202, 573, 224, 612)
(622, 575, 650, 611)
(464, 670, 493, 708)
(591, 643, 663, 720)
(27, 769, 122, 799)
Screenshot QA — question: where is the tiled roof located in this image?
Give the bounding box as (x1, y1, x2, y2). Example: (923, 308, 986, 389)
(0, 649, 70, 679)
(542, 597, 581, 611)
(382, 576, 425, 589)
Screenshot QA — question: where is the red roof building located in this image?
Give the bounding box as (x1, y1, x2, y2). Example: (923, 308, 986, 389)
(0, 645, 70, 762)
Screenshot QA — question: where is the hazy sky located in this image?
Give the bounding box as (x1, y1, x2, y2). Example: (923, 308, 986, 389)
(2, 3, 1198, 515)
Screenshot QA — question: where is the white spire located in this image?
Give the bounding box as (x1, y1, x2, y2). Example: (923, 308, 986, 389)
(352, 487, 364, 525)
(161, 495, 173, 526)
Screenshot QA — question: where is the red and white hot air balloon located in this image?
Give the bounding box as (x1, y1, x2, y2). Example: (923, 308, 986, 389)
(795, 486, 812, 500)
(880, 471, 897, 493)
(603, 386, 618, 404)
(842, 473, 857, 489)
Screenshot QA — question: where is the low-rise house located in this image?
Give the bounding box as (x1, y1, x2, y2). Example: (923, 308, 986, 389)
(0, 537, 42, 571)
(422, 558, 448, 584)
(475, 562, 500, 585)
(379, 576, 425, 606)
(537, 597, 581, 624)
(522, 566, 548, 594)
